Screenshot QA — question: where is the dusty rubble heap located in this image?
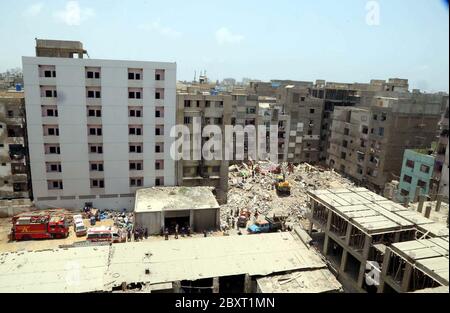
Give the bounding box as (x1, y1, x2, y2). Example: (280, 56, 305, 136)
(220, 161, 355, 228)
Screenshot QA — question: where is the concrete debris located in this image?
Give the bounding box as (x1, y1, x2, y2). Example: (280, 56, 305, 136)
(220, 161, 355, 228)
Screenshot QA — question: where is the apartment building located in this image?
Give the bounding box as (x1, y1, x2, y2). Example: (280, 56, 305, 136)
(0, 91, 30, 199)
(230, 91, 261, 160)
(436, 97, 449, 202)
(311, 78, 410, 162)
(22, 39, 176, 210)
(175, 93, 231, 203)
(278, 85, 324, 164)
(398, 149, 436, 203)
(327, 93, 442, 193)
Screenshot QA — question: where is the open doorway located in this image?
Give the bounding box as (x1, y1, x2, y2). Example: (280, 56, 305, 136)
(164, 216, 190, 234)
(219, 275, 246, 293)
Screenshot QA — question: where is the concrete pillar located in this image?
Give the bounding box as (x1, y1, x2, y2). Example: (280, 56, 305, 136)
(212, 277, 219, 293)
(435, 194, 443, 212)
(401, 263, 413, 292)
(424, 205, 432, 219)
(323, 211, 333, 255)
(394, 232, 401, 243)
(189, 209, 194, 229)
(377, 249, 392, 293)
(417, 195, 426, 213)
(340, 250, 348, 273)
(345, 224, 353, 245)
(414, 186, 421, 202)
(323, 234, 330, 256)
(173, 281, 181, 293)
(357, 235, 372, 288)
(403, 197, 409, 208)
(244, 274, 252, 293)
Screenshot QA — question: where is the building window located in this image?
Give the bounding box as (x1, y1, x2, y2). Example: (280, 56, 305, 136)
(155, 125, 164, 136)
(155, 177, 164, 186)
(373, 114, 378, 120)
(128, 69, 143, 80)
(155, 88, 164, 100)
(90, 162, 104, 172)
(91, 179, 105, 188)
(44, 125, 59, 136)
(45, 145, 61, 154)
(155, 107, 164, 118)
(344, 128, 349, 136)
(88, 126, 102, 136)
(403, 175, 412, 184)
(310, 109, 315, 114)
(406, 160, 415, 169)
(378, 127, 384, 136)
(129, 161, 143, 171)
(205, 101, 211, 108)
(48, 180, 63, 190)
(129, 126, 143, 136)
(420, 164, 430, 173)
(362, 126, 368, 134)
(129, 107, 142, 117)
(44, 70, 56, 78)
(87, 107, 102, 117)
(342, 140, 348, 148)
(128, 88, 142, 99)
(87, 90, 101, 98)
(44, 89, 57, 98)
(129, 144, 143, 153)
(341, 152, 346, 160)
(130, 178, 143, 187)
(417, 180, 427, 189)
(381, 112, 387, 121)
(46, 162, 62, 173)
(44, 107, 58, 117)
(184, 117, 192, 124)
(89, 144, 103, 154)
(86, 71, 100, 79)
(184, 100, 191, 108)
(400, 189, 409, 196)
(155, 143, 164, 153)
(155, 69, 165, 81)
(155, 160, 164, 170)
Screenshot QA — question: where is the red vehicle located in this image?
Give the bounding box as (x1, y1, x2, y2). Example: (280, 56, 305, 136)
(11, 211, 69, 240)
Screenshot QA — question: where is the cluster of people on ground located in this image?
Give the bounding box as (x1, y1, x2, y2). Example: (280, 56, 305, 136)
(126, 226, 148, 242)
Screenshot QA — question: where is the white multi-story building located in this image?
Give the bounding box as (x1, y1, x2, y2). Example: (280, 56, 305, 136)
(22, 51, 176, 209)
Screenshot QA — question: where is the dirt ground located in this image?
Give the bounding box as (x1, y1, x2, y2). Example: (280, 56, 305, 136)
(0, 217, 115, 253)
(0, 216, 241, 253)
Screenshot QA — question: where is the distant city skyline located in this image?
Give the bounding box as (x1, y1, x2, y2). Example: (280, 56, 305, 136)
(0, 0, 448, 92)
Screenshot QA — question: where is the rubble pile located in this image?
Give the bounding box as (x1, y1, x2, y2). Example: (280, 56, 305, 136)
(220, 161, 355, 228)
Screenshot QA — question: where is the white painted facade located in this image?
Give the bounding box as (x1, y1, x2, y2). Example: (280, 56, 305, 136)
(22, 56, 176, 209)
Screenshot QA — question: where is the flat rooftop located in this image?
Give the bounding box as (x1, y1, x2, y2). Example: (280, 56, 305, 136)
(390, 237, 449, 286)
(308, 188, 416, 234)
(0, 232, 332, 293)
(134, 186, 219, 213)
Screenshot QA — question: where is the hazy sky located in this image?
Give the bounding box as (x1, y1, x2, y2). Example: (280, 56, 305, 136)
(1, 0, 448, 92)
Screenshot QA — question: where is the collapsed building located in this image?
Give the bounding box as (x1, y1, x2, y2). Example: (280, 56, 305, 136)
(0, 232, 343, 293)
(307, 187, 448, 293)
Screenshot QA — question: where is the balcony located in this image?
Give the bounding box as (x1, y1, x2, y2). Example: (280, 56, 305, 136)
(85, 78, 101, 87)
(41, 97, 57, 106)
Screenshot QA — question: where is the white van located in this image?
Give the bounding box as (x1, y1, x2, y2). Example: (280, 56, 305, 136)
(74, 219, 87, 237)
